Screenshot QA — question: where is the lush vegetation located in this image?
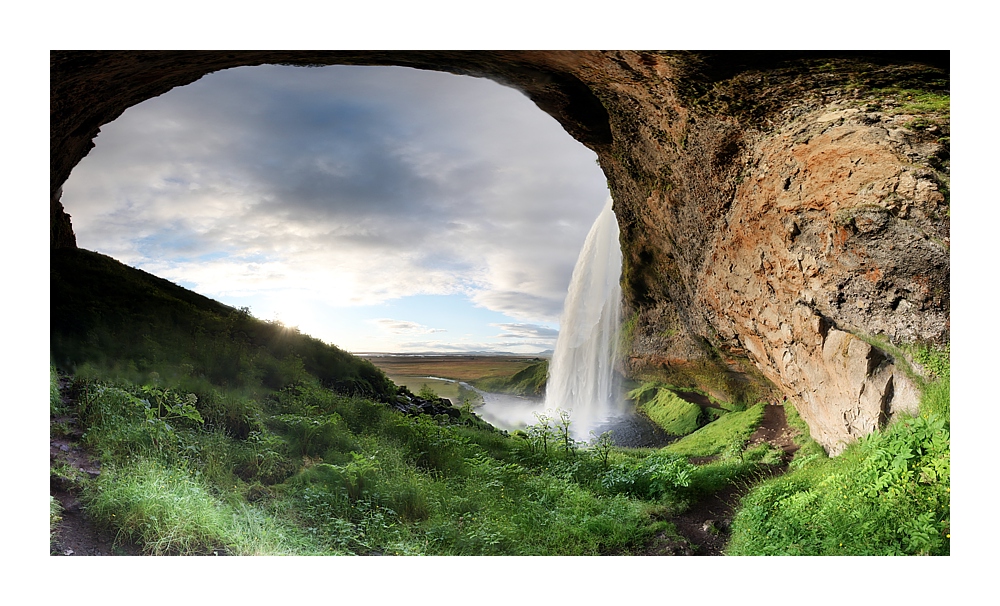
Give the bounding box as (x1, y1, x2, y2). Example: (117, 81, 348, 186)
(50, 247, 949, 556)
(60, 373, 695, 555)
(726, 352, 950, 556)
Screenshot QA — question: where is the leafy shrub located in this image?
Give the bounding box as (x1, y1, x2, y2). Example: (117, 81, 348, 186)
(600, 452, 694, 499)
(231, 431, 296, 485)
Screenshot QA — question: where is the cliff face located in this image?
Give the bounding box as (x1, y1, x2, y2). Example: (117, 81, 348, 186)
(50, 51, 949, 454)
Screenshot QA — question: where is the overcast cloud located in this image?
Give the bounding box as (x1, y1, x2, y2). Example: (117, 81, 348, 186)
(62, 64, 611, 352)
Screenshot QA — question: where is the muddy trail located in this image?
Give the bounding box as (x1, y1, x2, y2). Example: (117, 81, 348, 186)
(641, 403, 801, 555)
(49, 379, 141, 556)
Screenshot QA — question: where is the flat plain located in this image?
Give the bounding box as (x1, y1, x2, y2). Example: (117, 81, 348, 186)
(363, 355, 545, 401)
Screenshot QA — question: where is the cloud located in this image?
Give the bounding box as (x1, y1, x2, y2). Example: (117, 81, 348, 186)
(62, 63, 611, 342)
(372, 319, 447, 335)
(491, 323, 559, 340)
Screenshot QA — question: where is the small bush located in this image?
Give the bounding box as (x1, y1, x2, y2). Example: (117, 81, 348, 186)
(600, 452, 694, 500)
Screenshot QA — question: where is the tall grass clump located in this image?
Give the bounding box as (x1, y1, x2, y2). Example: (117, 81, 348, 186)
(84, 460, 233, 555)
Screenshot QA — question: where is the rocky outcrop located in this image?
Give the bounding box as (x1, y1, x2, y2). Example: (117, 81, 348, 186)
(49, 51, 949, 454)
(390, 388, 461, 420)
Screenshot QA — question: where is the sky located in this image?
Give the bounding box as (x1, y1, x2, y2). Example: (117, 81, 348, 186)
(62, 64, 611, 354)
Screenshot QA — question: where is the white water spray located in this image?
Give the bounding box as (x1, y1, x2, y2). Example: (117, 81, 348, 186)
(544, 197, 623, 441)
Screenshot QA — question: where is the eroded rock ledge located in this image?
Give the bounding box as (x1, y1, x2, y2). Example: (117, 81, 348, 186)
(50, 51, 949, 454)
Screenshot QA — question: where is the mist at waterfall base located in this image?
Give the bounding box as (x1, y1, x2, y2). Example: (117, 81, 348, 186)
(475, 197, 628, 442)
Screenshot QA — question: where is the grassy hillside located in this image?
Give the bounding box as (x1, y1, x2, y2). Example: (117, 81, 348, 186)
(725, 347, 951, 555)
(51, 248, 394, 399)
(471, 360, 548, 397)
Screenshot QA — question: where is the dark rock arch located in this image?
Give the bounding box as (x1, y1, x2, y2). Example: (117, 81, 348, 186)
(50, 50, 949, 453)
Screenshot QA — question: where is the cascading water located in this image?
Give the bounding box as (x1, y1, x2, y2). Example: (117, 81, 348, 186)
(544, 197, 623, 441)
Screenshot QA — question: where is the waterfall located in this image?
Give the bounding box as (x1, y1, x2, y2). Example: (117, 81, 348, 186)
(544, 197, 623, 441)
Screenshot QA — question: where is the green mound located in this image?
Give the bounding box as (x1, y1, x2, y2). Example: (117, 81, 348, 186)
(627, 382, 713, 437)
(663, 403, 765, 458)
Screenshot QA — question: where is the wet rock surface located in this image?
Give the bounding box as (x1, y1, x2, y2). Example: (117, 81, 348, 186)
(592, 411, 674, 448)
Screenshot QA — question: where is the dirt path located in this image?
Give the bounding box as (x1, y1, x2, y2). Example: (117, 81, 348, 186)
(644, 403, 800, 556)
(49, 379, 142, 556)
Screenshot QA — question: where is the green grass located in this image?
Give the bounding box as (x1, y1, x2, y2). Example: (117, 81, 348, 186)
(637, 388, 702, 436)
(50, 366, 62, 414)
(663, 403, 765, 458)
(913, 344, 950, 418)
(726, 347, 950, 556)
(782, 401, 827, 467)
(50, 496, 62, 543)
(66, 371, 667, 556)
(726, 413, 949, 555)
(84, 459, 234, 555)
(878, 88, 950, 117)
